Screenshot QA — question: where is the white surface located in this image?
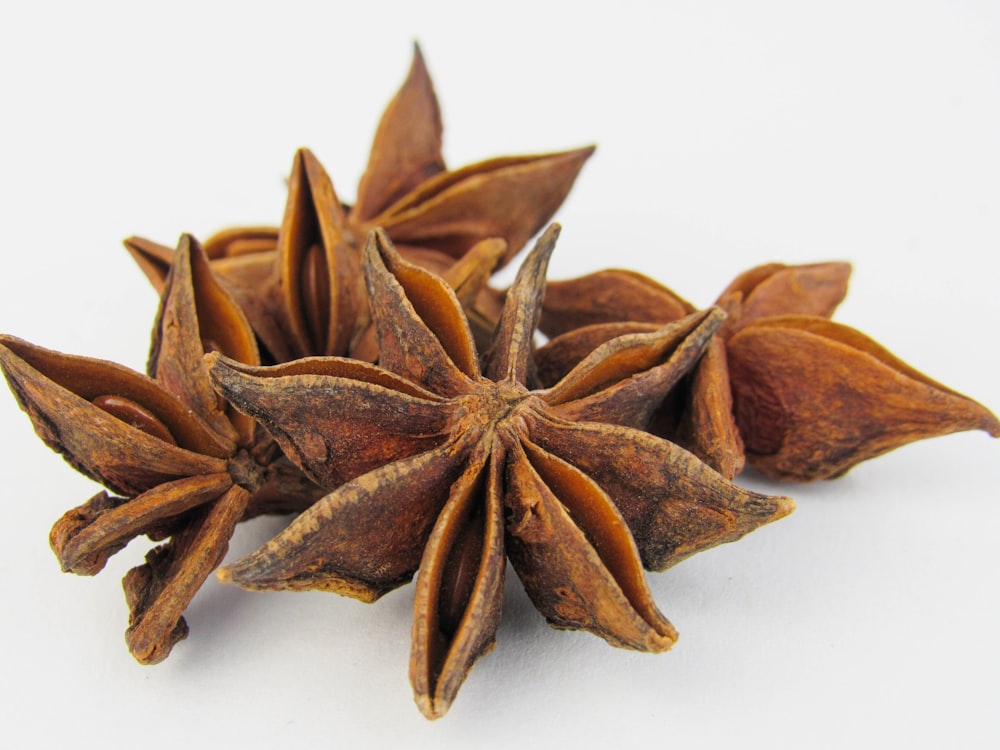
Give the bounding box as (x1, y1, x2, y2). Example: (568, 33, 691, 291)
(1, 1, 998, 748)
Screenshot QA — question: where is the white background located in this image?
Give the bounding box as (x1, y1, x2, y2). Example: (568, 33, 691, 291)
(1, 1, 998, 748)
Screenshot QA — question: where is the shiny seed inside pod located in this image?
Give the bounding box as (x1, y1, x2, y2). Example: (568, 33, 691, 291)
(91, 395, 177, 446)
(301, 243, 331, 352)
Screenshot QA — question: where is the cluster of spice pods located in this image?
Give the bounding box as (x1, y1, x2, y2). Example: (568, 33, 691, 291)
(2, 45, 997, 720)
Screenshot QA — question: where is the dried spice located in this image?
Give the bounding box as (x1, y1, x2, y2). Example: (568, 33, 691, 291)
(0, 236, 323, 663)
(4, 36, 996, 725)
(539, 262, 1000, 480)
(125, 44, 593, 362)
(206, 225, 794, 718)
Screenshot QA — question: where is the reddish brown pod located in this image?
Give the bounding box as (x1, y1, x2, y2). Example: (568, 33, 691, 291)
(208, 226, 794, 718)
(126, 43, 593, 363)
(0, 237, 322, 663)
(539, 262, 999, 480)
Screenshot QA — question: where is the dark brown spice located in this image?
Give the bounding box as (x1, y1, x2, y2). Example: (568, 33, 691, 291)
(538, 262, 1000, 480)
(124, 44, 593, 363)
(0, 236, 323, 663)
(207, 225, 794, 718)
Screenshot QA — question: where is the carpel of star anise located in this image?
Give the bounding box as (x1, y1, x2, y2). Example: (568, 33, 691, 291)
(125, 43, 592, 362)
(206, 224, 794, 719)
(0, 235, 323, 664)
(538, 262, 1000, 481)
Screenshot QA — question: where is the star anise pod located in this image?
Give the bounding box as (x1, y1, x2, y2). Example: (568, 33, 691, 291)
(538, 262, 1000, 480)
(0, 236, 323, 664)
(206, 225, 794, 719)
(125, 44, 592, 362)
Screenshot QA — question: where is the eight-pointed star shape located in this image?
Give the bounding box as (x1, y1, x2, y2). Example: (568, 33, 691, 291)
(207, 225, 794, 719)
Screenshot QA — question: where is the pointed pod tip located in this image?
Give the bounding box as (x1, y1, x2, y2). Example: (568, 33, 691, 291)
(701, 305, 728, 331)
(125, 619, 188, 665)
(773, 494, 797, 521)
(817, 260, 853, 280)
(493, 224, 562, 371)
(215, 565, 235, 585)
(399, 41, 435, 106)
(983, 412, 1000, 438)
(203, 351, 258, 374)
(704, 304, 726, 319)
(215, 558, 263, 590)
(123, 235, 174, 255)
(967, 395, 1000, 438)
(550, 144, 596, 163)
(369, 226, 393, 247)
(174, 233, 194, 258)
(204, 351, 265, 385)
(128, 641, 166, 666)
(177, 232, 206, 252)
(203, 351, 245, 390)
(475, 236, 508, 265)
(0, 333, 34, 371)
(203, 350, 223, 370)
(122, 236, 173, 293)
(521, 223, 561, 274)
(414, 693, 451, 722)
(288, 147, 320, 182)
(552, 145, 597, 174)
(647, 624, 679, 654)
(362, 227, 400, 273)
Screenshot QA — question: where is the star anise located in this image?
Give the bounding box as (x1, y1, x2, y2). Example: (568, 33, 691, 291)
(0, 236, 323, 664)
(538, 262, 1000, 480)
(125, 44, 593, 362)
(206, 225, 794, 718)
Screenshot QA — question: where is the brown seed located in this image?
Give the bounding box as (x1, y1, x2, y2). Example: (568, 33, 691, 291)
(92, 395, 178, 446)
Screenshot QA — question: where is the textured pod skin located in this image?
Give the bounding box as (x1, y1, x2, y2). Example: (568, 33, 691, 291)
(211, 226, 793, 719)
(728, 317, 1000, 480)
(0, 237, 324, 665)
(125, 44, 593, 365)
(539, 262, 998, 481)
